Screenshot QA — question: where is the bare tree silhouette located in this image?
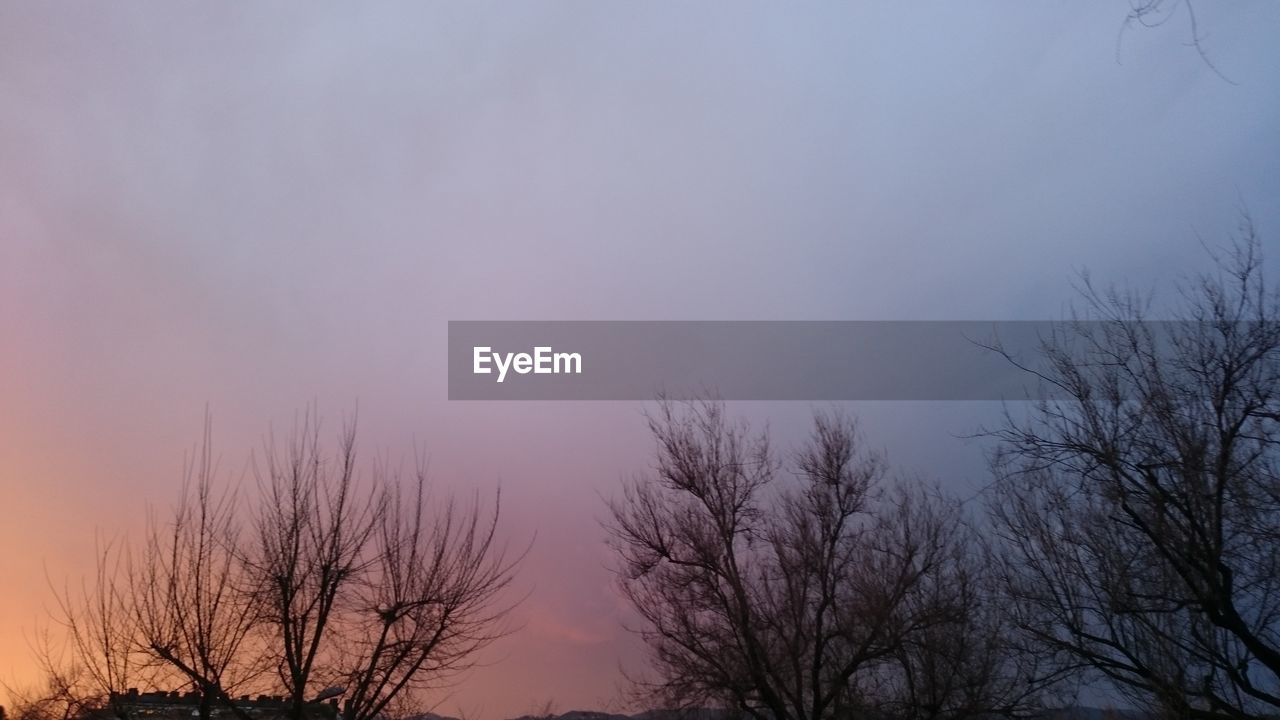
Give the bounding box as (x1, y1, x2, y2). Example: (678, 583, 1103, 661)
(40, 410, 523, 720)
(1119, 1, 1235, 83)
(3, 655, 107, 720)
(130, 416, 262, 720)
(608, 401, 1047, 720)
(987, 217, 1280, 718)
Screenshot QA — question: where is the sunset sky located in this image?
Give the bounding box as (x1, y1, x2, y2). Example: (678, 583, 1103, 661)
(3, 3, 1280, 718)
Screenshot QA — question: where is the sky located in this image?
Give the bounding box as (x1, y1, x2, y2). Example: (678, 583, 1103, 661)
(2, 3, 1280, 718)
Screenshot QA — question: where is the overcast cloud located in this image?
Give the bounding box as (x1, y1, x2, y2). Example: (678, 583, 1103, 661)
(2, 3, 1279, 717)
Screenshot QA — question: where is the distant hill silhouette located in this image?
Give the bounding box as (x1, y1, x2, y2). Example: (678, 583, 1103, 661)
(480, 706, 1148, 720)
(504, 709, 733, 720)
(1038, 709, 1148, 720)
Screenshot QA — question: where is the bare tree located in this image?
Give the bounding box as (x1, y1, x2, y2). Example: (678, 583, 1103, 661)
(247, 414, 384, 720)
(868, 521, 1064, 720)
(129, 417, 262, 720)
(39, 418, 264, 720)
(48, 537, 142, 720)
(1119, 1, 1234, 83)
(608, 401, 1043, 720)
(246, 412, 522, 720)
(3, 649, 108, 720)
(987, 219, 1280, 718)
(337, 473, 521, 720)
(40, 409, 522, 720)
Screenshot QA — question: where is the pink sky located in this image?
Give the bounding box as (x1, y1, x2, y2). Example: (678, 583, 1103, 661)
(3, 3, 1279, 719)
